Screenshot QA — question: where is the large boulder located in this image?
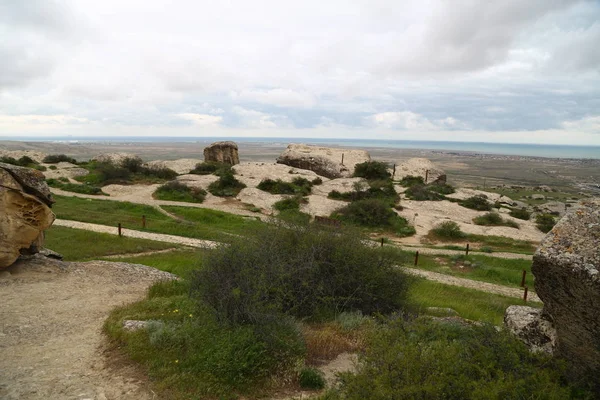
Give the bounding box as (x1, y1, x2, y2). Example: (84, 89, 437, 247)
(531, 198, 600, 386)
(394, 158, 446, 184)
(276, 144, 370, 179)
(91, 152, 141, 166)
(0, 163, 55, 269)
(504, 305, 556, 354)
(203, 141, 239, 165)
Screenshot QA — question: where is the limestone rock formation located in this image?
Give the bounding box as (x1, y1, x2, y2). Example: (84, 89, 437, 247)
(92, 152, 142, 166)
(276, 144, 370, 179)
(203, 141, 240, 165)
(531, 198, 600, 386)
(394, 158, 446, 184)
(144, 159, 202, 175)
(0, 163, 55, 269)
(504, 305, 556, 354)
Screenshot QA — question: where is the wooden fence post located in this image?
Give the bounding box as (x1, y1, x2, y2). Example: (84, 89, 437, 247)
(341, 153, 344, 165)
(520, 270, 527, 287)
(142, 215, 146, 229)
(465, 243, 470, 256)
(523, 286, 529, 302)
(118, 223, 122, 237)
(425, 169, 429, 183)
(381, 238, 384, 247)
(414, 251, 419, 266)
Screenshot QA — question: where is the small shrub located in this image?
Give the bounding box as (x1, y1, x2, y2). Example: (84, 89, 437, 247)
(427, 182, 455, 195)
(399, 175, 424, 187)
(208, 172, 246, 197)
(42, 154, 78, 164)
(536, 213, 556, 233)
(431, 221, 466, 239)
(154, 181, 207, 203)
(509, 207, 531, 220)
(353, 161, 391, 180)
(49, 165, 57, 170)
(312, 177, 323, 185)
(480, 246, 494, 253)
(273, 196, 302, 211)
(473, 212, 519, 228)
(121, 157, 143, 173)
(460, 196, 492, 211)
(46, 179, 105, 195)
(333, 199, 415, 237)
(1, 155, 41, 169)
(190, 162, 227, 175)
(142, 166, 178, 180)
(258, 178, 312, 196)
(299, 367, 325, 390)
(404, 184, 445, 201)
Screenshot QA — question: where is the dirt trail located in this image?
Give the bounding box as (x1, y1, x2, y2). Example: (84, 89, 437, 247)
(402, 267, 540, 302)
(0, 256, 176, 400)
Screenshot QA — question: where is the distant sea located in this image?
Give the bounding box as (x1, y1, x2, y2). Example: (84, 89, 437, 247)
(8, 136, 600, 160)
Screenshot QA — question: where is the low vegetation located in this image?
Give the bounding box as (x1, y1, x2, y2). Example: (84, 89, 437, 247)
(0, 155, 46, 171)
(353, 161, 391, 180)
(273, 195, 304, 212)
(42, 154, 78, 164)
(431, 221, 467, 239)
(77, 158, 177, 186)
(460, 195, 492, 211)
(46, 178, 106, 195)
(536, 213, 557, 233)
(258, 177, 313, 196)
(399, 175, 424, 187)
(473, 212, 519, 228)
(332, 199, 415, 237)
(207, 170, 246, 197)
(328, 180, 398, 205)
(509, 207, 531, 220)
(153, 181, 207, 203)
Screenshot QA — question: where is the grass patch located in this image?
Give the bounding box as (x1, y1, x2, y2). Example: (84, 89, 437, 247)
(473, 212, 519, 228)
(332, 199, 415, 237)
(52, 195, 265, 242)
(273, 196, 304, 212)
(76, 159, 177, 186)
(257, 177, 313, 196)
(407, 278, 537, 325)
(102, 248, 206, 278)
(44, 226, 175, 261)
(509, 207, 531, 220)
(153, 181, 207, 203)
(189, 161, 229, 175)
(46, 178, 106, 195)
(431, 221, 467, 239)
(207, 171, 246, 197)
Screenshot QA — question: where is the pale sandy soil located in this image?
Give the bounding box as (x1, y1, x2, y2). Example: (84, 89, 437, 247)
(0, 256, 176, 400)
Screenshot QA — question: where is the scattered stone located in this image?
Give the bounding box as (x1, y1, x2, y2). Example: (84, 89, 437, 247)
(504, 305, 556, 354)
(122, 320, 148, 332)
(394, 158, 446, 184)
(276, 144, 370, 179)
(0, 163, 55, 269)
(531, 194, 545, 200)
(531, 198, 600, 387)
(39, 248, 63, 260)
(203, 141, 240, 165)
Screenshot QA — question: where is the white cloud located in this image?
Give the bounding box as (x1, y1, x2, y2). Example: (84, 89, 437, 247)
(561, 116, 600, 134)
(232, 106, 290, 129)
(231, 89, 316, 108)
(367, 111, 469, 131)
(176, 113, 223, 126)
(0, 114, 88, 125)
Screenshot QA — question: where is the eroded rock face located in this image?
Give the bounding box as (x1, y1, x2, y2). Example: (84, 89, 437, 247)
(276, 144, 370, 179)
(203, 141, 240, 165)
(92, 152, 142, 166)
(504, 305, 556, 354)
(0, 163, 55, 269)
(531, 198, 600, 386)
(394, 158, 446, 184)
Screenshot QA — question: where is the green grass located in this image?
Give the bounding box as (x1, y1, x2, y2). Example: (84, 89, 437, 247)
(467, 234, 537, 253)
(52, 195, 265, 242)
(405, 252, 534, 288)
(103, 248, 206, 278)
(44, 226, 176, 261)
(407, 278, 538, 325)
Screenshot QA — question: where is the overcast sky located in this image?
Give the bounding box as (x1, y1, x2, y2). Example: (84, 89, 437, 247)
(1, 0, 599, 144)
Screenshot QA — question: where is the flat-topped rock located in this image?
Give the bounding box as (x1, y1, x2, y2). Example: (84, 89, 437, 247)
(532, 198, 600, 387)
(203, 141, 239, 165)
(276, 144, 370, 179)
(394, 158, 446, 184)
(145, 159, 202, 175)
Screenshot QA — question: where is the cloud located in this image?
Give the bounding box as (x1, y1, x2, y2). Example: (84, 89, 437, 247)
(176, 113, 223, 126)
(367, 111, 469, 131)
(231, 89, 316, 108)
(561, 115, 600, 134)
(0, 114, 88, 125)
(231, 107, 290, 129)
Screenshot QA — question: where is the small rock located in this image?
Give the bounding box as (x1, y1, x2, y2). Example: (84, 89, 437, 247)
(122, 320, 148, 332)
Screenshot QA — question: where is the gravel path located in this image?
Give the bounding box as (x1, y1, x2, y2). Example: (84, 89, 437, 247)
(53, 219, 219, 248)
(402, 267, 540, 302)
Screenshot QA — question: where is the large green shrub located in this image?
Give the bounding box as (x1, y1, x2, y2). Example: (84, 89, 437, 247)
(353, 161, 391, 180)
(328, 180, 398, 206)
(509, 207, 531, 221)
(327, 318, 583, 399)
(473, 212, 519, 228)
(207, 172, 246, 197)
(404, 184, 445, 201)
(399, 175, 425, 187)
(460, 196, 492, 211)
(154, 181, 207, 203)
(42, 154, 78, 164)
(536, 213, 556, 233)
(191, 221, 411, 324)
(332, 199, 415, 236)
(258, 177, 312, 196)
(431, 221, 467, 239)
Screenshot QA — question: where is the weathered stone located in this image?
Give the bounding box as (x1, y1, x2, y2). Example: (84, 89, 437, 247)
(203, 141, 240, 165)
(531, 198, 600, 386)
(504, 305, 556, 354)
(531, 194, 545, 200)
(92, 152, 142, 167)
(122, 320, 148, 332)
(276, 144, 370, 179)
(394, 158, 446, 184)
(144, 159, 202, 175)
(0, 163, 55, 269)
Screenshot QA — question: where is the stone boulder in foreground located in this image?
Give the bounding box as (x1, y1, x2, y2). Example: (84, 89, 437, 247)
(203, 141, 240, 165)
(276, 144, 370, 179)
(531, 198, 600, 386)
(0, 163, 55, 269)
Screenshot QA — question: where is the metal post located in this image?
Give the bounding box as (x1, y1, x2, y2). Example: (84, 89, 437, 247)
(523, 286, 528, 302)
(414, 251, 419, 266)
(142, 215, 146, 229)
(466, 243, 470, 256)
(520, 270, 527, 287)
(118, 223, 122, 237)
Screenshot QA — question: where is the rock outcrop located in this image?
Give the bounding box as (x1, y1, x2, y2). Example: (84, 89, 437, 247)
(504, 305, 556, 354)
(276, 144, 370, 179)
(144, 159, 202, 175)
(394, 158, 446, 184)
(92, 152, 141, 166)
(0, 163, 55, 269)
(531, 198, 600, 386)
(203, 141, 239, 165)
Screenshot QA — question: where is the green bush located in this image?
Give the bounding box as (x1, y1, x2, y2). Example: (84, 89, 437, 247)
(536, 213, 556, 233)
(299, 367, 326, 390)
(328, 181, 398, 206)
(312, 177, 323, 185)
(353, 161, 391, 180)
(510, 207, 531, 220)
(42, 154, 78, 164)
(154, 181, 207, 203)
(141, 166, 178, 180)
(49, 165, 57, 170)
(327, 318, 584, 399)
(404, 184, 445, 201)
(208, 172, 246, 197)
(257, 177, 313, 196)
(399, 175, 425, 187)
(273, 196, 304, 211)
(427, 182, 455, 195)
(460, 196, 492, 211)
(431, 221, 467, 239)
(191, 220, 411, 324)
(190, 162, 229, 175)
(1, 155, 43, 170)
(46, 178, 105, 195)
(473, 212, 519, 228)
(332, 199, 415, 237)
